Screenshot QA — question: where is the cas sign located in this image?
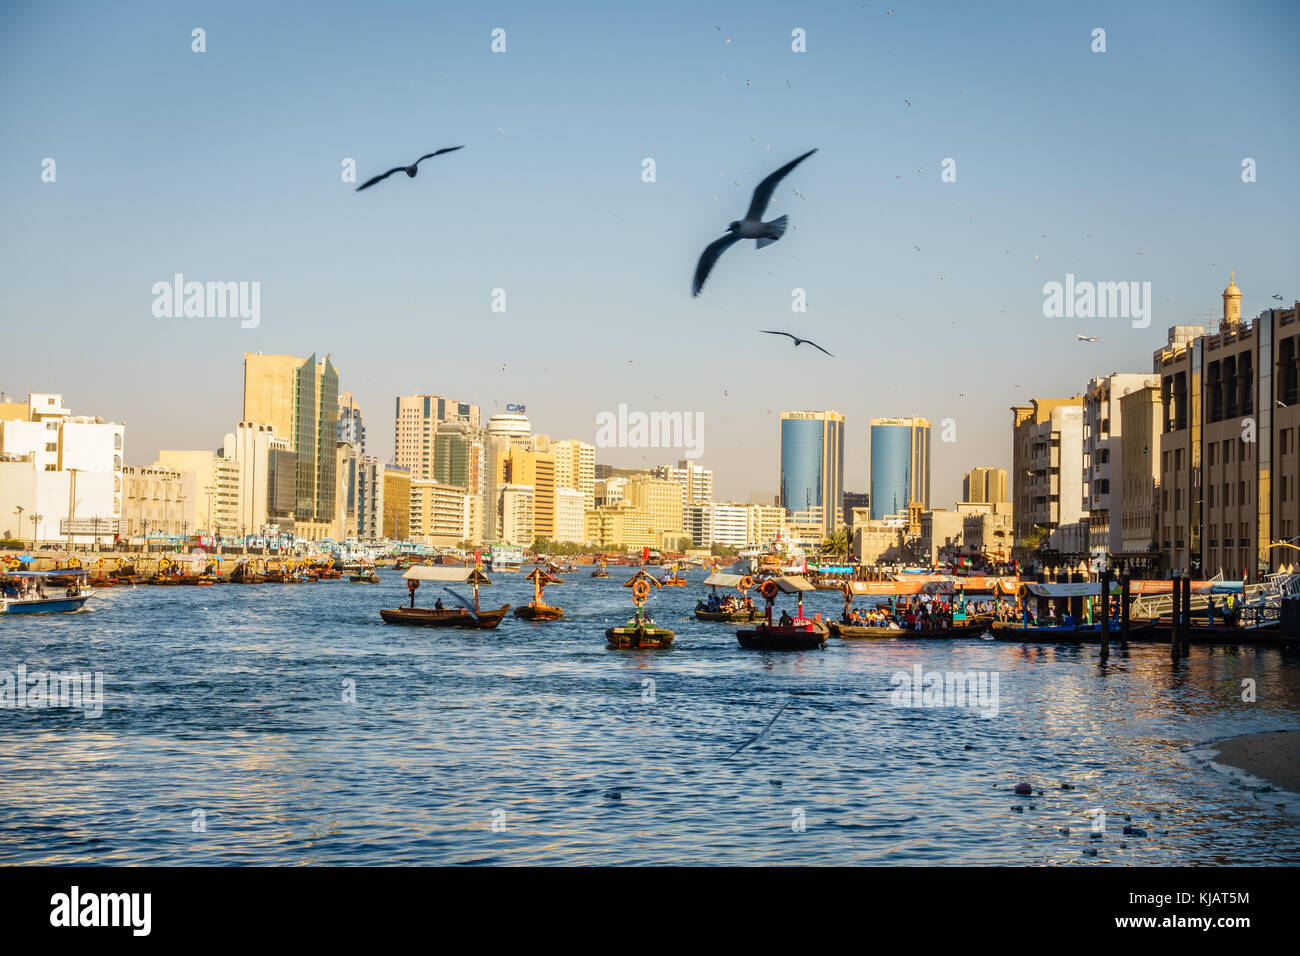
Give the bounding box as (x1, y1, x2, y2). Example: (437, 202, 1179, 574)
(506, 403, 526, 413)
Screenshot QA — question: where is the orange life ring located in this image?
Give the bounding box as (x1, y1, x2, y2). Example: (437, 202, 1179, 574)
(760, 579, 779, 600)
(407, 579, 418, 591)
(841, 582, 853, 599)
(738, 575, 754, 592)
(632, 579, 650, 601)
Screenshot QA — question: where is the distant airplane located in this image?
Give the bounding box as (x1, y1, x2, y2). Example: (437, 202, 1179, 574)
(1076, 334, 1100, 343)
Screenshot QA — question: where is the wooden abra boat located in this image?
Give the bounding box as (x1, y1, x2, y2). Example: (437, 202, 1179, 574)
(736, 576, 827, 650)
(514, 568, 564, 621)
(695, 571, 761, 622)
(606, 572, 673, 648)
(381, 565, 509, 630)
(591, 560, 611, 578)
(350, 567, 380, 583)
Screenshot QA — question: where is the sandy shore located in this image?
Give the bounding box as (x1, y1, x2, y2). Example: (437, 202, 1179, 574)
(1211, 730, 1300, 793)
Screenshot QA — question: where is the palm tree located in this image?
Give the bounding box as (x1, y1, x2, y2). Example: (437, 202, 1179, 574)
(820, 528, 851, 563)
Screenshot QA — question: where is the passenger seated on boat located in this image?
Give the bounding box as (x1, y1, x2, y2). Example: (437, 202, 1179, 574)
(779, 610, 793, 626)
(434, 598, 444, 610)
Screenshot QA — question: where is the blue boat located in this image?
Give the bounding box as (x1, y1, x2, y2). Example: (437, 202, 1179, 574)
(0, 569, 93, 614)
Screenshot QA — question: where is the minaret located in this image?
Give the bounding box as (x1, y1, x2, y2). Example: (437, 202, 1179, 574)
(1221, 271, 1242, 332)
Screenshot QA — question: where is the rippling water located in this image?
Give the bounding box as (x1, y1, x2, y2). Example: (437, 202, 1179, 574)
(1, 569, 1298, 865)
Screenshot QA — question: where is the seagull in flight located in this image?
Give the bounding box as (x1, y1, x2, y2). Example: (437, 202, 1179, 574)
(355, 146, 464, 191)
(760, 330, 834, 357)
(1274, 294, 1285, 301)
(692, 148, 817, 296)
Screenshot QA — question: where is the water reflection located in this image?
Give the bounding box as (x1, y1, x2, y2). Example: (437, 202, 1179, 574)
(0, 574, 1296, 864)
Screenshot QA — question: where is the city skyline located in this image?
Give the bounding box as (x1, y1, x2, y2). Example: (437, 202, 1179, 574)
(3, 1, 1297, 506)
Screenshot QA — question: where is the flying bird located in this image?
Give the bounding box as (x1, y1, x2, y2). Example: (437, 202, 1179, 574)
(355, 146, 465, 191)
(727, 699, 792, 758)
(1274, 295, 1285, 301)
(760, 330, 834, 357)
(692, 148, 817, 296)
(442, 587, 479, 622)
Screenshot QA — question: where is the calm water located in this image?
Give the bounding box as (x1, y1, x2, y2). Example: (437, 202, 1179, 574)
(1, 569, 1298, 865)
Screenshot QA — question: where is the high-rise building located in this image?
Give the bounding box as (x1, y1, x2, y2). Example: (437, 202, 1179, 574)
(1083, 373, 1158, 555)
(393, 394, 481, 481)
(1119, 382, 1161, 555)
(337, 392, 365, 453)
(552, 439, 596, 510)
(410, 479, 470, 545)
(1010, 397, 1085, 549)
(1152, 276, 1300, 579)
(961, 468, 1007, 504)
(502, 445, 556, 540)
(779, 410, 845, 537)
(335, 442, 383, 541)
(383, 465, 411, 541)
(242, 352, 339, 537)
(554, 487, 586, 544)
(498, 483, 535, 546)
(624, 476, 683, 536)
(222, 422, 288, 536)
(868, 417, 931, 520)
(653, 460, 714, 509)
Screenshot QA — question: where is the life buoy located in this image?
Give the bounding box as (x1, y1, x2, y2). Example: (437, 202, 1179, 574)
(841, 582, 853, 599)
(738, 575, 754, 592)
(67, 555, 80, 569)
(632, 579, 650, 601)
(95, 558, 104, 569)
(760, 579, 779, 600)
(407, 579, 418, 591)
(6, 557, 19, 571)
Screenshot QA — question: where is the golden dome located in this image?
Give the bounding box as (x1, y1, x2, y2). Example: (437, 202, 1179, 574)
(1224, 271, 1241, 297)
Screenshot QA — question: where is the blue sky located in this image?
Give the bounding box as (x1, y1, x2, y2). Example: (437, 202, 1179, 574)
(2, 0, 1297, 505)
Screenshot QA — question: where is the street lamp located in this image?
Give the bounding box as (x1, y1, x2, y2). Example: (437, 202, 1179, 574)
(12, 505, 23, 543)
(30, 513, 43, 549)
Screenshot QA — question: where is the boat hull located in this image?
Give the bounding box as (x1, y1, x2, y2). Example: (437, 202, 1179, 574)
(2, 595, 91, 614)
(694, 608, 763, 623)
(380, 605, 510, 629)
(990, 620, 1156, 642)
(605, 625, 675, 649)
(514, 604, 564, 621)
(736, 620, 828, 651)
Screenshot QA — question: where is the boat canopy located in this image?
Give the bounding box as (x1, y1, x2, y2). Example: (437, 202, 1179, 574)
(403, 566, 491, 583)
(773, 575, 815, 593)
(2, 569, 91, 578)
(703, 572, 744, 587)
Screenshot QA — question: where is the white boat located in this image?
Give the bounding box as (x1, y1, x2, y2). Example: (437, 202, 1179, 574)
(1, 570, 93, 614)
(486, 546, 523, 572)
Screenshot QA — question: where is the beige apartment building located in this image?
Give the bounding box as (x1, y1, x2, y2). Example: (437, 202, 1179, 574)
(1118, 382, 1162, 554)
(393, 394, 481, 481)
(1010, 396, 1085, 552)
(961, 467, 1007, 504)
(409, 479, 470, 546)
(624, 476, 683, 537)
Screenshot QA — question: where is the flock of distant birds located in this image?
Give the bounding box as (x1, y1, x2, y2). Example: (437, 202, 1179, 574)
(356, 144, 1289, 358)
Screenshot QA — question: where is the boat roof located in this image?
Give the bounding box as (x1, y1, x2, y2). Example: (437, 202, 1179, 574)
(703, 572, 745, 587)
(773, 575, 815, 593)
(2, 569, 91, 577)
(403, 566, 491, 583)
